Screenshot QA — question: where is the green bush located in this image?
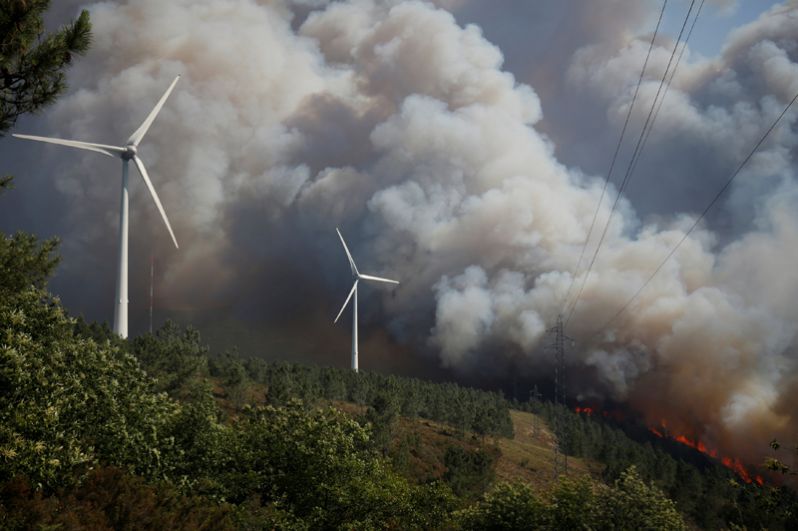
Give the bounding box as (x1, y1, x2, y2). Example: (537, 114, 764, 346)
(0, 277, 180, 489)
(459, 482, 546, 530)
(459, 467, 686, 531)
(443, 446, 497, 499)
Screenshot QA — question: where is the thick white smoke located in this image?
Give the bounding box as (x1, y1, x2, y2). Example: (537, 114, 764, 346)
(4, 0, 798, 461)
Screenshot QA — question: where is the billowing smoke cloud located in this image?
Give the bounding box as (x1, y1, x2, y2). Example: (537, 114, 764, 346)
(2, 0, 798, 463)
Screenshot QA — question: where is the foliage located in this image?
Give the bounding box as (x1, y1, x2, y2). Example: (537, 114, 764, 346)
(218, 357, 515, 438)
(0, 467, 237, 530)
(0, 229, 58, 296)
(519, 399, 798, 529)
(366, 392, 400, 455)
(212, 402, 455, 528)
(0, 0, 91, 133)
(593, 466, 686, 530)
(459, 467, 685, 531)
(458, 482, 546, 530)
(0, 233, 180, 489)
(3, 218, 797, 528)
(443, 446, 497, 499)
(1, 274, 454, 528)
(130, 321, 210, 395)
(546, 476, 598, 531)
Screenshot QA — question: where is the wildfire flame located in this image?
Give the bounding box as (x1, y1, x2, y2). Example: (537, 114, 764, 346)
(648, 425, 764, 486)
(574, 407, 764, 486)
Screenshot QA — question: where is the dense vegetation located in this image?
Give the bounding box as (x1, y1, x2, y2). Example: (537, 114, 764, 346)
(521, 400, 798, 529)
(459, 467, 685, 531)
(211, 352, 514, 438)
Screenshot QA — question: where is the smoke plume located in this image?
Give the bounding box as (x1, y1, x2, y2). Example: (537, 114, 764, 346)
(2, 0, 798, 463)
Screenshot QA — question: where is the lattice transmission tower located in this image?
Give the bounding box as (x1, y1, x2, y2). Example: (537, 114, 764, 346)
(548, 314, 572, 480)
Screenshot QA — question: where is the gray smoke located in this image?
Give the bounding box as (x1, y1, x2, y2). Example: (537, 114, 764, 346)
(2, 0, 798, 462)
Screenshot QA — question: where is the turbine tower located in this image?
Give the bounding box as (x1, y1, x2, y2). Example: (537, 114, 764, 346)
(14, 76, 181, 338)
(333, 228, 399, 372)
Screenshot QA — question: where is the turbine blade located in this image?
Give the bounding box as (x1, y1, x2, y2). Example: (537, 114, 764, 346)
(336, 227, 359, 276)
(12, 134, 125, 157)
(127, 75, 180, 146)
(132, 156, 179, 249)
(358, 273, 400, 285)
(334, 281, 358, 324)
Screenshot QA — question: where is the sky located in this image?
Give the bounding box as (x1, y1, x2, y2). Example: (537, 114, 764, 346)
(1, 0, 798, 463)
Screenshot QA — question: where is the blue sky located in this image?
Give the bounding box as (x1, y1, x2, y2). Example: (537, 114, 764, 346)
(660, 0, 783, 57)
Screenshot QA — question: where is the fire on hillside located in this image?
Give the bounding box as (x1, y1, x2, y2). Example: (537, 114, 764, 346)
(574, 407, 765, 486)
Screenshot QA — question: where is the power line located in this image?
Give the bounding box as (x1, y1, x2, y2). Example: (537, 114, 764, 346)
(564, 0, 698, 327)
(565, 0, 698, 326)
(559, 0, 669, 315)
(587, 89, 798, 341)
(627, 0, 706, 186)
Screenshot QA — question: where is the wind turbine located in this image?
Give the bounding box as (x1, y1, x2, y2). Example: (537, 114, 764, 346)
(334, 228, 399, 372)
(13, 76, 181, 338)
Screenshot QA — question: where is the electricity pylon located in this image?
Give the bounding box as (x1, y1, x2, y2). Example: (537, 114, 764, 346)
(548, 314, 573, 480)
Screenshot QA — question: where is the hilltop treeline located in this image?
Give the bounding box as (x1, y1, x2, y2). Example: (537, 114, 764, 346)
(78, 318, 515, 438)
(215, 353, 515, 438)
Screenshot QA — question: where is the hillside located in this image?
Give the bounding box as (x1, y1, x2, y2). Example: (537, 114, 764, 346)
(1, 242, 796, 530)
(333, 402, 596, 490)
(495, 410, 596, 487)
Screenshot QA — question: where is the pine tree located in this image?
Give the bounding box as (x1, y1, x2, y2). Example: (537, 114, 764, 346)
(1, 0, 91, 133)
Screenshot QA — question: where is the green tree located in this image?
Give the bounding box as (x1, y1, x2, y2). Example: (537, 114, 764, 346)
(443, 446, 497, 499)
(365, 392, 399, 456)
(1, 0, 91, 133)
(594, 466, 686, 531)
(0, 279, 180, 489)
(547, 476, 598, 530)
(208, 401, 452, 529)
(130, 321, 209, 396)
(458, 482, 546, 531)
(0, 467, 237, 531)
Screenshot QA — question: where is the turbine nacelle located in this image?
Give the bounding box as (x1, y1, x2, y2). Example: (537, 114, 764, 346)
(122, 144, 138, 160)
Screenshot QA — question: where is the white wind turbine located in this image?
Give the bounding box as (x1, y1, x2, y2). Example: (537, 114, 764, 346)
(334, 228, 399, 372)
(13, 76, 181, 338)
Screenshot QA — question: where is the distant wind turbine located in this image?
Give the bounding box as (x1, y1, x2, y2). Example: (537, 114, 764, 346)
(334, 228, 399, 372)
(14, 76, 181, 338)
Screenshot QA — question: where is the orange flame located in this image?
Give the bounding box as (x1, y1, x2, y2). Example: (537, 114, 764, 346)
(654, 424, 756, 484)
(575, 408, 763, 486)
